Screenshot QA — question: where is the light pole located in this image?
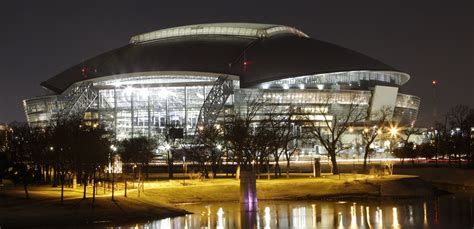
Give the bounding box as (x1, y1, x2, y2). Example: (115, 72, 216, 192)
(353, 154, 356, 171)
(182, 155, 186, 186)
(432, 80, 437, 127)
(110, 145, 117, 200)
(164, 144, 172, 179)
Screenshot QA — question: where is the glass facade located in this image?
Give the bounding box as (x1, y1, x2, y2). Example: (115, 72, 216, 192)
(23, 71, 420, 143)
(258, 71, 410, 89)
(23, 95, 63, 128)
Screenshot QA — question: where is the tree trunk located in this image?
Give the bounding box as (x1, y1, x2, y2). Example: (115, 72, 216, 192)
(111, 171, 115, 201)
(52, 169, 58, 187)
(124, 172, 127, 197)
(274, 157, 279, 177)
(286, 158, 291, 178)
(330, 151, 339, 175)
(82, 172, 87, 200)
(60, 169, 65, 204)
(168, 151, 173, 179)
(363, 146, 370, 172)
(23, 171, 30, 199)
(169, 159, 174, 179)
(267, 159, 270, 180)
(256, 162, 261, 180)
(103, 171, 106, 194)
(46, 166, 51, 183)
(92, 170, 96, 204)
(211, 159, 217, 178)
(137, 166, 141, 198)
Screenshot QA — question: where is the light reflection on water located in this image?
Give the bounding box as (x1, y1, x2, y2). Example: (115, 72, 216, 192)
(122, 194, 474, 228)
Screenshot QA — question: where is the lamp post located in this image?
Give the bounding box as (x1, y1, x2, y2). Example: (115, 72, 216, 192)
(164, 144, 172, 179)
(182, 155, 186, 186)
(353, 154, 356, 171)
(110, 145, 117, 200)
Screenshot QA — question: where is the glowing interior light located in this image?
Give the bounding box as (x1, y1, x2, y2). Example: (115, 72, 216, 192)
(282, 84, 289, 89)
(137, 88, 149, 97)
(111, 82, 123, 88)
(261, 84, 270, 89)
(316, 84, 324, 90)
(124, 86, 134, 95)
(158, 88, 172, 98)
(299, 84, 305, 89)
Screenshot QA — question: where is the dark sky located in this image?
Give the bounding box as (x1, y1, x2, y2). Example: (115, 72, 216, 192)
(1, 0, 472, 127)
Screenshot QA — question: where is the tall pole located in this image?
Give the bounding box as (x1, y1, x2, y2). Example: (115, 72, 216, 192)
(147, 94, 151, 138)
(432, 80, 439, 167)
(432, 80, 437, 127)
(131, 90, 134, 138)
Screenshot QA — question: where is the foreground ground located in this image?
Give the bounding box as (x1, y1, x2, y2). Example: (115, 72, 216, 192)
(0, 172, 437, 228)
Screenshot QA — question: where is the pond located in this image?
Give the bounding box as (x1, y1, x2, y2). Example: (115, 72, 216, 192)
(120, 194, 474, 228)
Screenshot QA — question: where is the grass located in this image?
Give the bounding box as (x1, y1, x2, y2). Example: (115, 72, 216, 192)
(0, 173, 427, 227)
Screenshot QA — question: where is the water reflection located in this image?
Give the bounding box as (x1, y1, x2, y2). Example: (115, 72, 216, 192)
(120, 194, 474, 228)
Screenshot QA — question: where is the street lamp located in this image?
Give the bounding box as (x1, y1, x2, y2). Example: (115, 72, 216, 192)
(390, 127, 398, 137)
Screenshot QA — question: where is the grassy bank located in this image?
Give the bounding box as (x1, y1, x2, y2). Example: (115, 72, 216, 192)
(140, 173, 435, 204)
(0, 173, 435, 228)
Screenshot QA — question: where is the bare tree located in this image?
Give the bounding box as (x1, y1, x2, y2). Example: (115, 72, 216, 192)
(7, 123, 35, 199)
(360, 106, 392, 171)
(260, 106, 297, 178)
(119, 136, 155, 197)
(398, 126, 424, 164)
(225, 95, 267, 172)
(196, 122, 224, 178)
(305, 94, 366, 175)
(446, 105, 474, 166)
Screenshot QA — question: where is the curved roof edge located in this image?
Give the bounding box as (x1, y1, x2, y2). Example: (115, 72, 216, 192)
(130, 23, 308, 44)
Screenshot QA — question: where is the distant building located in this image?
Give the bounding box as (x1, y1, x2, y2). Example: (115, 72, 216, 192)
(0, 124, 10, 151)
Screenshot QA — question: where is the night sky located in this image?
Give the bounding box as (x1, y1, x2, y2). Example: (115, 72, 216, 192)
(1, 0, 472, 127)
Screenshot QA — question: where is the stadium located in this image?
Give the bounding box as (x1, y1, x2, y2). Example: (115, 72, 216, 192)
(23, 23, 420, 155)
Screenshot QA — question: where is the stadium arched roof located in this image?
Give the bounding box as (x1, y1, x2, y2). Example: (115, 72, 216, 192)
(41, 23, 405, 94)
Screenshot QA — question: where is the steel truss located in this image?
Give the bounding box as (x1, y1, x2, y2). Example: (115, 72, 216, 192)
(195, 75, 234, 135)
(56, 82, 99, 121)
